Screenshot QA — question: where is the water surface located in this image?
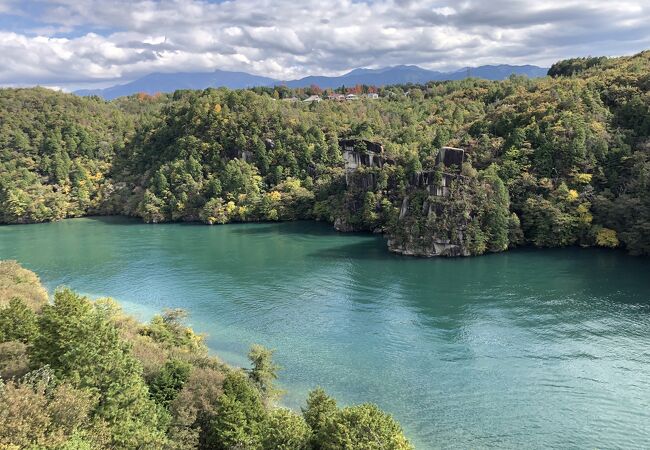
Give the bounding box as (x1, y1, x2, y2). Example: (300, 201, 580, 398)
(1, 217, 649, 449)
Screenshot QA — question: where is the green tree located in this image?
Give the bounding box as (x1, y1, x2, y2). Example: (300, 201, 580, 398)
(262, 408, 311, 450)
(0, 298, 39, 344)
(222, 159, 262, 197)
(140, 308, 205, 352)
(302, 388, 338, 449)
(31, 288, 168, 449)
(149, 359, 192, 409)
(480, 165, 511, 252)
(248, 344, 280, 397)
(208, 371, 266, 450)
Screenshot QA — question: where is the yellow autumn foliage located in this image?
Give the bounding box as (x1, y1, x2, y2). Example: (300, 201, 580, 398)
(596, 228, 619, 248)
(574, 173, 592, 184)
(577, 203, 592, 225)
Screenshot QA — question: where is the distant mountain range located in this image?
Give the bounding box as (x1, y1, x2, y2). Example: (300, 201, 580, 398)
(281, 64, 548, 89)
(74, 70, 278, 100)
(75, 64, 549, 100)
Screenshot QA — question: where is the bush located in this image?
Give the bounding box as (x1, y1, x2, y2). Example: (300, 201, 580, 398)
(320, 404, 413, 450)
(263, 409, 311, 450)
(595, 227, 619, 248)
(0, 260, 48, 311)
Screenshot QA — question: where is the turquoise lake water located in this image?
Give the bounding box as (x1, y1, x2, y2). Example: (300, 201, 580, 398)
(1, 216, 649, 449)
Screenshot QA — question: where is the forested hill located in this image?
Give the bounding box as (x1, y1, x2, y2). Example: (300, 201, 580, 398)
(0, 51, 649, 256)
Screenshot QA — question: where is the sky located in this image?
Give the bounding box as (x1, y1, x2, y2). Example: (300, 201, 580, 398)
(0, 0, 649, 90)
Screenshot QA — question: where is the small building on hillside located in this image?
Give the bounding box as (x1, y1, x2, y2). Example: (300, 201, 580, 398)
(303, 95, 322, 103)
(365, 93, 379, 99)
(328, 93, 346, 101)
(345, 94, 359, 101)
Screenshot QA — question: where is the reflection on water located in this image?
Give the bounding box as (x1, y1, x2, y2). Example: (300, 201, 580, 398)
(1, 217, 649, 449)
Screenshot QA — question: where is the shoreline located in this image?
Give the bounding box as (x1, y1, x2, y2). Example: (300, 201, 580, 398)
(1, 214, 637, 259)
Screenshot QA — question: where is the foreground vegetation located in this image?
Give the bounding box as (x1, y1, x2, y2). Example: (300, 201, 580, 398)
(0, 260, 412, 449)
(0, 51, 649, 255)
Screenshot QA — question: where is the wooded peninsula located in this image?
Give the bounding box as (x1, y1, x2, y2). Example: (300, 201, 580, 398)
(0, 260, 413, 449)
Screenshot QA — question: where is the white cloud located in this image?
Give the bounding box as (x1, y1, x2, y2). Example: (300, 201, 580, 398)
(0, 0, 649, 89)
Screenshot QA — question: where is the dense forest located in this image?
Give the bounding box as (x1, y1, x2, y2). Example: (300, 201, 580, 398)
(0, 260, 412, 449)
(0, 51, 649, 255)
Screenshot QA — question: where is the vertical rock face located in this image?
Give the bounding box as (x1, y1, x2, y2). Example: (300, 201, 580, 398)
(399, 196, 409, 220)
(435, 147, 465, 168)
(335, 144, 507, 257)
(340, 139, 390, 187)
(332, 167, 384, 232)
(386, 146, 477, 257)
(387, 176, 478, 257)
(332, 138, 390, 232)
(224, 147, 254, 162)
(334, 217, 356, 232)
